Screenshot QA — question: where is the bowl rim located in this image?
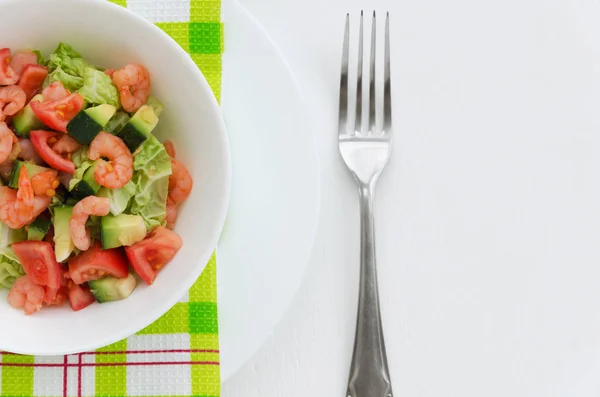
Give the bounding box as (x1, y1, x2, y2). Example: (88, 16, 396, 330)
(0, 0, 231, 355)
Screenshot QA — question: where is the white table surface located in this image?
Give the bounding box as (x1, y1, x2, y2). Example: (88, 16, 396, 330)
(222, 0, 600, 396)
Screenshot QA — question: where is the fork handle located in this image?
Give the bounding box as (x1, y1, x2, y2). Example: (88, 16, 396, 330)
(346, 183, 393, 397)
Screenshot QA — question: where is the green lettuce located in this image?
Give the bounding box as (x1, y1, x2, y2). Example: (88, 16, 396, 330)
(32, 50, 46, 66)
(0, 247, 24, 289)
(78, 67, 120, 107)
(97, 181, 136, 216)
(68, 160, 94, 191)
(47, 43, 87, 76)
(129, 135, 172, 230)
(44, 43, 90, 91)
(45, 66, 84, 91)
(71, 146, 89, 168)
(105, 111, 130, 134)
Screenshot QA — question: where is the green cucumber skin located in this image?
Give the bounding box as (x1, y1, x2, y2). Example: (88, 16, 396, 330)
(67, 112, 102, 145)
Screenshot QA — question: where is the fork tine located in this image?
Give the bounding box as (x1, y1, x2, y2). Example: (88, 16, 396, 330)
(383, 12, 391, 135)
(338, 14, 350, 136)
(368, 11, 376, 134)
(355, 11, 364, 135)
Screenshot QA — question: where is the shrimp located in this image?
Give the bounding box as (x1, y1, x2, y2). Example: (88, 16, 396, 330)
(88, 131, 133, 189)
(42, 81, 69, 101)
(8, 276, 45, 315)
(0, 165, 34, 229)
(166, 197, 177, 230)
(17, 138, 44, 165)
(0, 85, 26, 122)
(51, 134, 81, 156)
(31, 170, 59, 197)
(9, 51, 38, 76)
(0, 122, 17, 168)
(69, 196, 110, 251)
(163, 140, 192, 204)
(169, 158, 193, 204)
(112, 63, 151, 113)
(104, 68, 116, 79)
(163, 140, 176, 158)
(32, 195, 52, 218)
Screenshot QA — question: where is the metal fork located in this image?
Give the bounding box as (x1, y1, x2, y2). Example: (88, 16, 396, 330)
(339, 11, 393, 397)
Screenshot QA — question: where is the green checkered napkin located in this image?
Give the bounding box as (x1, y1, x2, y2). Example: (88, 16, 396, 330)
(0, 1, 223, 396)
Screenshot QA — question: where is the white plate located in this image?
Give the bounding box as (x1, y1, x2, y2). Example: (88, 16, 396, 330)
(218, 1, 321, 380)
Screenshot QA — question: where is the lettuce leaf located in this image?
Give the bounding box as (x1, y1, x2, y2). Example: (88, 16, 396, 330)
(97, 181, 136, 216)
(44, 43, 89, 91)
(71, 146, 89, 168)
(32, 50, 46, 66)
(129, 136, 172, 230)
(47, 43, 87, 75)
(68, 160, 94, 191)
(77, 67, 120, 107)
(0, 247, 24, 289)
(45, 66, 84, 91)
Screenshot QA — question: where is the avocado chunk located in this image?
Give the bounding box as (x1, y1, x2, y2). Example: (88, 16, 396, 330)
(67, 104, 117, 145)
(117, 105, 159, 152)
(12, 94, 44, 137)
(0, 222, 26, 248)
(70, 161, 101, 198)
(27, 218, 51, 241)
(53, 206, 74, 262)
(100, 214, 146, 249)
(9, 161, 52, 189)
(88, 273, 136, 303)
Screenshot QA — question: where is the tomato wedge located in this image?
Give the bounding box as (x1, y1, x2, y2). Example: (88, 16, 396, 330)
(10, 51, 37, 76)
(68, 283, 95, 311)
(44, 286, 68, 306)
(30, 93, 84, 133)
(125, 226, 183, 285)
(18, 65, 48, 101)
(0, 48, 19, 85)
(68, 242, 129, 284)
(43, 264, 68, 305)
(12, 241, 61, 289)
(30, 130, 76, 173)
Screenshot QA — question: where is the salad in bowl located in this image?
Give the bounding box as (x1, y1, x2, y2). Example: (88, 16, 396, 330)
(0, 43, 192, 315)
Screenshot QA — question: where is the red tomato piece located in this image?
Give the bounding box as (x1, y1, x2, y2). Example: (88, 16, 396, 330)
(43, 286, 58, 303)
(9, 51, 38, 76)
(43, 286, 68, 306)
(30, 93, 84, 133)
(125, 226, 183, 285)
(43, 264, 68, 305)
(48, 287, 68, 306)
(12, 241, 61, 290)
(68, 283, 95, 311)
(30, 130, 76, 173)
(17, 65, 48, 101)
(0, 48, 19, 85)
(68, 242, 129, 284)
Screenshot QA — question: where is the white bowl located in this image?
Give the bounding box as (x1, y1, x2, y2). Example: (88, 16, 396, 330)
(0, 0, 231, 354)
